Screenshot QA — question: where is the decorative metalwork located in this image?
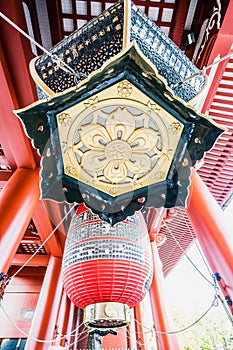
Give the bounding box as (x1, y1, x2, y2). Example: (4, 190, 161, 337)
(15, 43, 224, 224)
(30, 1, 124, 95)
(30, 0, 206, 103)
(130, 1, 206, 102)
(155, 233, 167, 247)
(57, 81, 183, 198)
(84, 302, 131, 330)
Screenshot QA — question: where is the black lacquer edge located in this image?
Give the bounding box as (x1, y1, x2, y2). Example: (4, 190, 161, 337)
(15, 44, 224, 224)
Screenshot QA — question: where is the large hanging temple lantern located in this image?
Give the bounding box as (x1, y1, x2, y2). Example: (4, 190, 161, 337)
(62, 204, 153, 330)
(15, 0, 224, 225)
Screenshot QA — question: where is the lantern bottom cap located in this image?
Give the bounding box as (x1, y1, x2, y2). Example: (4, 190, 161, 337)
(84, 302, 131, 329)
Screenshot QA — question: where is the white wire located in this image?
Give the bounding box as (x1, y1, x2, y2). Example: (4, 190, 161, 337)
(172, 51, 233, 87)
(162, 220, 233, 326)
(0, 11, 87, 80)
(0, 302, 85, 344)
(126, 327, 146, 349)
(67, 331, 88, 349)
(0, 203, 77, 344)
(162, 219, 215, 287)
(134, 295, 218, 335)
(10, 203, 76, 279)
(205, 51, 233, 70)
(194, 240, 214, 279)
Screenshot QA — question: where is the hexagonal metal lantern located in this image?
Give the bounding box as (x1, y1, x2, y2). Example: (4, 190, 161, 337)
(15, 43, 224, 224)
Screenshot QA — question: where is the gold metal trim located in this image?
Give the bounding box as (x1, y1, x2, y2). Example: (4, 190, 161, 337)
(84, 302, 131, 329)
(29, 57, 56, 97)
(123, 0, 131, 50)
(57, 78, 184, 197)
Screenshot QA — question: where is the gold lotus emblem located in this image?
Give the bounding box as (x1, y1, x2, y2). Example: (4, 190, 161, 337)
(77, 107, 161, 183)
(57, 80, 184, 196)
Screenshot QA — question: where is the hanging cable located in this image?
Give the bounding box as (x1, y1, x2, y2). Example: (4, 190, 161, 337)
(204, 51, 233, 71)
(215, 292, 233, 326)
(10, 203, 76, 280)
(171, 51, 233, 88)
(135, 294, 218, 335)
(193, 240, 214, 279)
(0, 11, 87, 82)
(0, 302, 85, 344)
(67, 331, 89, 349)
(171, 70, 206, 88)
(163, 219, 215, 287)
(160, 220, 233, 331)
(125, 327, 146, 349)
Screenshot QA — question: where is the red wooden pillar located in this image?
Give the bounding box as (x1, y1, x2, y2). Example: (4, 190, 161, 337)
(186, 170, 233, 310)
(66, 301, 75, 348)
(0, 0, 39, 171)
(55, 292, 71, 347)
(134, 303, 146, 350)
(127, 311, 137, 350)
(149, 242, 180, 350)
(0, 168, 40, 273)
(24, 255, 63, 350)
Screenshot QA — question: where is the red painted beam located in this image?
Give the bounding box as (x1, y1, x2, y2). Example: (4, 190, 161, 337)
(134, 303, 146, 350)
(0, 0, 40, 169)
(187, 169, 233, 312)
(44, 201, 70, 248)
(0, 168, 40, 273)
(0, 0, 37, 106)
(0, 57, 36, 170)
(149, 242, 180, 350)
(56, 292, 71, 347)
(169, 0, 190, 47)
(11, 254, 49, 267)
(24, 256, 63, 350)
(33, 200, 63, 257)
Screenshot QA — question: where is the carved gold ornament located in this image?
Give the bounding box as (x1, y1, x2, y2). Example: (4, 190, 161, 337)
(16, 42, 224, 224)
(57, 80, 184, 197)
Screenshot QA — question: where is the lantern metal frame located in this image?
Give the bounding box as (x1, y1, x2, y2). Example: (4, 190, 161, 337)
(16, 43, 224, 224)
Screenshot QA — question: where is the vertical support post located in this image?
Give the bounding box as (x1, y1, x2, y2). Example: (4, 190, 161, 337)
(186, 170, 233, 310)
(0, 0, 39, 170)
(56, 292, 71, 347)
(0, 168, 40, 273)
(127, 309, 137, 350)
(24, 256, 63, 350)
(66, 301, 75, 349)
(134, 303, 146, 350)
(149, 242, 180, 350)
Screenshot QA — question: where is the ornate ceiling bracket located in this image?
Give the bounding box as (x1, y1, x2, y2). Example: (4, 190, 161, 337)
(15, 43, 224, 225)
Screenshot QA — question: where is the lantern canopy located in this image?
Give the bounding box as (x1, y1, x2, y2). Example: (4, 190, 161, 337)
(62, 204, 153, 329)
(15, 0, 225, 224)
(29, 0, 206, 103)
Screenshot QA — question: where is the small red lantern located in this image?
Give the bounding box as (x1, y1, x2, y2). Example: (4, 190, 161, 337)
(62, 204, 153, 329)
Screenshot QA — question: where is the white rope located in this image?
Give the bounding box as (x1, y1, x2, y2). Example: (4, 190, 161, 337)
(172, 51, 233, 88)
(0, 12, 87, 80)
(10, 203, 76, 279)
(163, 219, 215, 287)
(134, 295, 218, 335)
(0, 302, 85, 344)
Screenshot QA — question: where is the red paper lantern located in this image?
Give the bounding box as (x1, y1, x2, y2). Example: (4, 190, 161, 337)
(62, 204, 153, 329)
